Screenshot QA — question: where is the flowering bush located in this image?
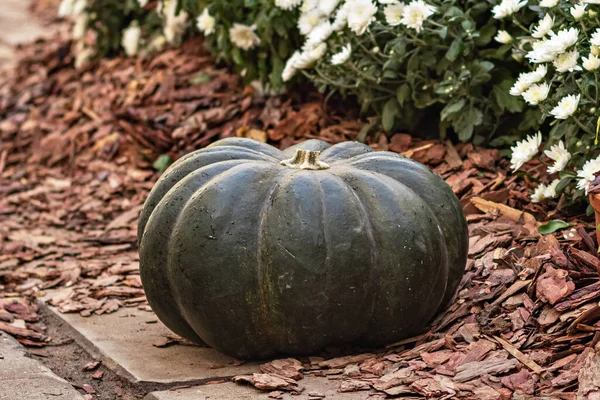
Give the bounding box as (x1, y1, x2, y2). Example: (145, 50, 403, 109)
(58, 0, 164, 67)
(59, 0, 301, 89)
(195, 0, 302, 88)
(277, 0, 537, 143)
(504, 0, 600, 204)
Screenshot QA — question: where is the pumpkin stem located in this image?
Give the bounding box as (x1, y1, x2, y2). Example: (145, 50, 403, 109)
(280, 149, 330, 170)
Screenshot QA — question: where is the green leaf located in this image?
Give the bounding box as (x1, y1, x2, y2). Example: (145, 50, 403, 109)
(153, 154, 173, 173)
(460, 20, 474, 32)
(555, 176, 573, 193)
(439, 26, 448, 39)
(452, 106, 483, 141)
(476, 22, 496, 47)
(441, 98, 465, 121)
(492, 80, 523, 113)
(190, 72, 211, 84)
(446, 38, 463, 62)
(471, 61, 493, 85)
(396, 84, 410, 107)
(356, 117, 378, 143)
(538, 220, 575, 235)
(382, 99, 399, 131)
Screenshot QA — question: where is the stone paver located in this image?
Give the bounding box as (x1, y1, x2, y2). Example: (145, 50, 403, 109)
(145, 378, 378, 400)
(0, 332, 85, 400)
(41, 303, 260, 384)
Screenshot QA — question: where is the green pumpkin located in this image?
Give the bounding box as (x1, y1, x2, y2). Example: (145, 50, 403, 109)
(138, 138, 468, 359)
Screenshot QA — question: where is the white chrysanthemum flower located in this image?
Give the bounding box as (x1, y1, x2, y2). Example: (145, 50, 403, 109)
(229, 23, 261, 50)
(304, 22, 333, 49)
(319, 0, 341, 15)
(544, 179, 560, 199)
(300, 0, 319, 12)
(544, 141, 571, 174)
(348, 0, 378, 35)
(591, 29, 600, 46)
(522, 82, 550, 105)
(162, 0, 188, 44)
(294, 42, 327, 68)
(331, 44, 352, 65)
(492, 0, 527, 19)
(577, 156, 600, 194)
(298, 10, 324, 35)
(510, 79, 529, 96)
(137, 0, 149, 6)
(384, 2, 405, 26)
(58, 0, 74, 16)
(148, 35, 167, 52)
(401, 0, 436, 32)
(332, 2, 351, 31)
(527, 28, 579, 63)
(584, 0, 600, 3)
(550, 94, 580, 119)
(73, 13, 88, 39)
(122, 23, 141, 57)
(72, 0, 86, 15)
(552, 28, 580, 52)
(570, 4, 586, 20)
(275, 0, 303, 10)
(553, 50, 582, 72)
(532, 14, 554, 39)
(196, 8, 215, 35)
(510, 131, 542, 171)
(510, 65, 548, 96)
(540, 0, 558, 6)
(495, 30, 512, 44)
(531, 183, 547, 203)
(526, 64, 548, 84)
(282, 51, 301, 82)
(379, 0, 398, 3)
(583, 53, 600, 71)
(526, 39, 558, 63)
(75, 46, 94, 69)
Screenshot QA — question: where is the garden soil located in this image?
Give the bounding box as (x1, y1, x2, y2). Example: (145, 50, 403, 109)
(1, 3, 600, 399)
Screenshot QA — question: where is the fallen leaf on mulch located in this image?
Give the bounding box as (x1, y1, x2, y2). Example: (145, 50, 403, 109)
(233, 373, 299, 392)
(82, 361, 101, 371)
(91, 370, 104, 380)
(260, 358, 304, 380)
(152, 335, 188, 348)
(536, 265, 576, 305)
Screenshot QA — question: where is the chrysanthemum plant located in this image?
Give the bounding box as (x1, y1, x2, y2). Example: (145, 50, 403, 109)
(504, 0, 600, 206)
(278, 0, 538, 143)
(194, 0, 302, 89)
(60, 0, 302, 88)
(59, 0, 163, 65)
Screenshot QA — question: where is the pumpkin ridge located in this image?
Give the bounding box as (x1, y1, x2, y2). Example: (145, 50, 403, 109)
(331, 152, 409, 166)
(319, 141, 373, 163)
(165, 162, 281, 348)
(342, 155, 467, 311)
(138, 148, 282, 245)
(203, 145, 284, 161)
(207, 137, 286, 159)
(141, 160, 265, 341)
(324, 171, 380, 343)
(331, 168, 450, 343)
(254, 169, 297, 354)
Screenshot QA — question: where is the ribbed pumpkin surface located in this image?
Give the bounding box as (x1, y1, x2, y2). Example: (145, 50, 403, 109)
(138, 138, 468, 359)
